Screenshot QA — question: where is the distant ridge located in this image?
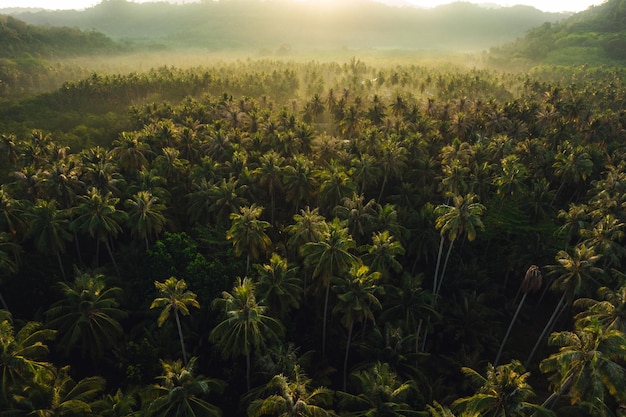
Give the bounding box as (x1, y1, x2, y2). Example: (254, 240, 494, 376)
(2, 0, 569, 52)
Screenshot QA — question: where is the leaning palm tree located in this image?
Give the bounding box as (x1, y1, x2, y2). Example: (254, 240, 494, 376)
(150, 277, 200, 365)
(494, 265, 542, 366)
(146, 357, 224, 417)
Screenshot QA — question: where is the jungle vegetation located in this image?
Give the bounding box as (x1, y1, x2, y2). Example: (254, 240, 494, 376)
(1, 0, 626, 416)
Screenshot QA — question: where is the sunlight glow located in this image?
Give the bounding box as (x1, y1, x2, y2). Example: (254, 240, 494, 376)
(0, 0, 603, 13)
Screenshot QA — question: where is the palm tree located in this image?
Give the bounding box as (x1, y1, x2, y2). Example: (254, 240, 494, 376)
(210, 277, 284, 391)
(45, 269, 126, 362)
(27, 199, 73, 280)
(125, 190, 167, 251)
(574, 286, 626, 333)
(0, 314, 55, 408)
(247, 365, 335, 417)
(209, 177, 249, 224)
(282, 154, 318, 213)
(71, 187, 127, 276)
(150, 277, 200, 365)
(360, 230, 405, 283)
(453, 360, 553, 417)
(285, 207, 329, 258)
(433, 193, 485, 302)
(146, 357, 224, 417)
(539, 325, 626, 410)
(338, 362, 420, 417)
(301, 219, 357, 356)
(254, 253, 302, 320)
(0, 232, 21, 312)
(110, 131, 151, 173)
(332, 263, 382, 390)
(494, 265, 543, 366)
(226, 204, 272, 274)
(376, 138, 408, 202)
(333, 193, 377, 243)
(253, 151, 284, 225)
(20, 365, 106, 417)
(527, 243, 604, 365)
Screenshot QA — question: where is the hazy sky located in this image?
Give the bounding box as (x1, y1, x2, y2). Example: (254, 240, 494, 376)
(0, 0, 603, 13)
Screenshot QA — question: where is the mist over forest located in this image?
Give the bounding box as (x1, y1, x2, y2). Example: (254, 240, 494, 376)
(2, 1, 626, 417)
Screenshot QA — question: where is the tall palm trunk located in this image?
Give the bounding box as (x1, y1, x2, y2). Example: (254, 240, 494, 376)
(343, 322, 354, 391)
(105, 239, 121, 277)
(322, 279, 331, 357)
(0, 290, 9, 312)
(526, 292, 567, 366)
(56, 251, 67, 281)
(174, 309, 189, 366)
(246, 349, 251, 392)
(495, 292, 527, 366)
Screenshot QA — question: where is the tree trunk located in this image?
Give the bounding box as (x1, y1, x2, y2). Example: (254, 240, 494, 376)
(343, 322, 353, 391)
(377, 174, 388, 203)
(322, 280, 331, 357)
(0, 290, 9, 312)
(246, 349, 251, 392)
(56, 251, 67, 281)
(105, 239, 121, 277)
(526, 292, 567, 366)
(431, 235, 445, 304)
(495, 292, 527, 366)
(435, 240, 455, 303)
(174, 309, 189, 365)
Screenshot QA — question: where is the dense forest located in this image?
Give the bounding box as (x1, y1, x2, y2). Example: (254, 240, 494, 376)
(2, 0, 626, 416)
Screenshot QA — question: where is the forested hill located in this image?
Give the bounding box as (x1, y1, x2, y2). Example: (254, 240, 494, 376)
(0, 14, 119, 59)
(5, 0, 568, 52)
(489, 0, 626, 67)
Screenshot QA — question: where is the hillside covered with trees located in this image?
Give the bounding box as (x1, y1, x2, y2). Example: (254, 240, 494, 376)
(490, 0, 626, 67)
(2, 0, 626, 417)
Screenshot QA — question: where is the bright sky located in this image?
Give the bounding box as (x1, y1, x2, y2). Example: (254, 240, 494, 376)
(0, 0, 604, 13)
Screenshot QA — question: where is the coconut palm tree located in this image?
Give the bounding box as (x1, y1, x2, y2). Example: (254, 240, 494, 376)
(338, 362, 420, 417)
(433, 193, 485, 303)
(71, 187, 127, 276)
(210, 277, 284, 391)
(301, 219, 357, 356)
(247, 365, 336, 417)
(539, 325, 626, 410)
(453, 360, 553, 417)
(27, 199, 73, 280)
(146, 357, 224, 417)
(254, 253, 302, 320)
(360, 230, 405, 283)
(226, 204, 272, 274)
(151, 277, 200, 365)
(527, 243, 604, 366)
(282, 154, 318, 213)
(125, 190, 167, 251)
(332, 263, 382, 390)
(285, 207, 328, 259)
(0, 314, 55, 408)
(45, 269, 126, 362)
(253, 151, 285, 225)
(574, 286, 626, 333)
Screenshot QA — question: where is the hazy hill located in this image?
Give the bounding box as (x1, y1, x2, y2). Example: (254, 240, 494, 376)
(0, 14, 119, 59)
(489, 0, 626, 67)
(4, 0, 569, 52)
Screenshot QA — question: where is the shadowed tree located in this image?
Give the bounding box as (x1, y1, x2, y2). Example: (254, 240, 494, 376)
(332, 262, 382, 390)
(360, 230, 405, 283)
(151, 277, 200, 365)
(125, 190, 167, 251)
(45, 269, 126, 362)
(574, 286, 626, 333)
(285, 207, 328, 259)
(0, 314, 55, 408)
(146, 357, 224, 417)
(71, 187, 127, 276)
(247, 365, 336, 417)
(254, 253, 302, 320)
(301, 218, 357, 356)
(227, 204, 272, 274)
(453, 360, 553, 417)
(210, 277, 284, 391)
